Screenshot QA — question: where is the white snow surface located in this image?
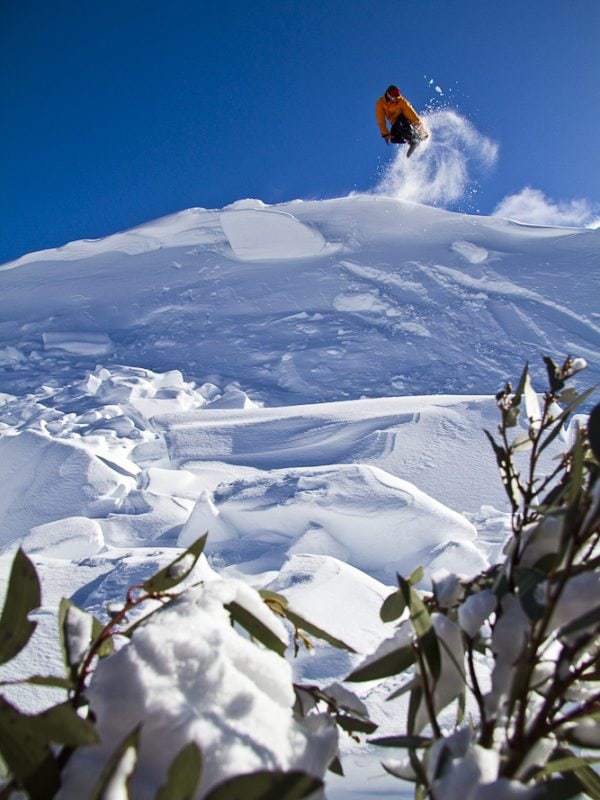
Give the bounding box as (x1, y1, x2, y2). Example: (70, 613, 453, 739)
(179, 463, 485, 582)
(0, 193, 598, 798)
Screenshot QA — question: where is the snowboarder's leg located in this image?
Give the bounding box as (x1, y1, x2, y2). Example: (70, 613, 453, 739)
(406, 138, 419, 158)
(389, 114, 413, 144)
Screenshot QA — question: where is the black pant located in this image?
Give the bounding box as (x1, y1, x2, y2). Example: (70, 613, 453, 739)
(390, 114, 416, 144)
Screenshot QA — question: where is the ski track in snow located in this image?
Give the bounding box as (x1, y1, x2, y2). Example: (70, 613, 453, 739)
(0, 195, 598, 798)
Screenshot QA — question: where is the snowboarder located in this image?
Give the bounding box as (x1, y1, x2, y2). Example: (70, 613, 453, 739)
(375, 85, 429, 158)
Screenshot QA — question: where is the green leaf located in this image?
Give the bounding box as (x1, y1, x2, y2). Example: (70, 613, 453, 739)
(407, 685, 422, 736)
(516, 567, 546, 621)
(203, 770, 323, 800)
(558, 605, 600, 639)
(155, 742, 202, 800)
(368, 735, 431, 748)
(571, 763, 600, 799)
(260, 590, 355, 653)
(381, 760, 416, 781)
(588, 403, 600, 462)
(0, 674, 74, 690)
(346, 642, 416, 682)
(567, 431, 585, 506)
(534, 775, 582, 799)
(328, 755, 344, 776)
(380, 590, 406, 623)
(559, 387, 579, 405)
(543, 356, 565, 394)
(28, 674, 74, 689)
(90, 724, 141, 800)
(58, 598, 101, 676)
(387, 675, 420, 701)
(398, 576, 441, 683)
(92, 614, 114, 659)
(539, 387, 595, 455)
(379, 569, 422, 623)
(408, 566, 424, 586)
(33, 702, 99, 746)
(513, 362, 529, 403)
(0, 549, 41, 665)
(456, 688, 466, 725)
(335, 713, 377, 734)
(484, 430, 520, 512)
(284, 607, 355, 652)
(0, 697, 60, 800)
(225, 602, 287, 657)
(536, 747, 600, 799)
(143, 533, 208, 594)
(536, 754, 600, 779)
(58, 597, 73, 673)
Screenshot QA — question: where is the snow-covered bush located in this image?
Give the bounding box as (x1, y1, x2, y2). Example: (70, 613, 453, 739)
(0, 534, 373, 798)
(348, 356, 600, 799)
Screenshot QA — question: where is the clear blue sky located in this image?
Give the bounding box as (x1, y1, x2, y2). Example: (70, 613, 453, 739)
(1, 0, 599, 263)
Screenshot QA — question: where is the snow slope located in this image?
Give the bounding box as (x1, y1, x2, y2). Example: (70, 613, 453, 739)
(0, 194, 598, 798)
(1, 196, 598, 402)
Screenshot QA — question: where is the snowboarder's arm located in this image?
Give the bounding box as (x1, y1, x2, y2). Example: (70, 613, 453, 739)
(375, 99, 389, 137)
(400, 96, 429, 139)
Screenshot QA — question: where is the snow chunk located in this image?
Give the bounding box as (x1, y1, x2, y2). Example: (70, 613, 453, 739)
(433, 744, 499, 799)
(102, 745, 138, 800)
(0, 346, 26, 366)
(58, 581, 337, 798)
(459, 590, 496, 638)
(65, 604, 93, 665)
(220, 208, 327, 261)
(204, 383, 262, 409)
(266, 553, 389, 653)
(0, 431, 134, 545)
(22, 516, 104, 560)
(42, 332, 113, 356)
(451, 241, 489, 264)
(550, 571, 600, 633)
(180, 464, 484, 583)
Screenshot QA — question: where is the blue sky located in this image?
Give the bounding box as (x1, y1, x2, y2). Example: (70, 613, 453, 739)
(1, 0, 599, 263)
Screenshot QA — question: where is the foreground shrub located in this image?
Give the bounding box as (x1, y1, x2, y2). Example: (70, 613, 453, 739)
(0, 534, 374, 798)
(348, 356, 600, 799)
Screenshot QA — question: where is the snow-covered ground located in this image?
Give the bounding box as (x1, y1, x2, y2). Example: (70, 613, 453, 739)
(0, 192, 598, 797)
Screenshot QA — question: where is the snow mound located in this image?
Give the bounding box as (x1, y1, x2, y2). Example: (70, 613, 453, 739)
(22, 516, 104, 559)
(179, 464, 485, 582)
(0, 431, 134, 545)
(58, 581, 337, 799)
(42, 332, 113, 357)
(220, 208, 327, 261)
(0, 207, 217, 271)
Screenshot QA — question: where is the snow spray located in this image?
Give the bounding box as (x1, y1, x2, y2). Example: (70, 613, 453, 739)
(377, 110, 498, 207)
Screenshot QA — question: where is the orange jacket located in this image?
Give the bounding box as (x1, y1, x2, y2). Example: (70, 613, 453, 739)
(375, 93, 421, 137)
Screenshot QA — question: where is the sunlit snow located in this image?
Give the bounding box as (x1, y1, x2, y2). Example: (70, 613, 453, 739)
(0, 184, 598, 798)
